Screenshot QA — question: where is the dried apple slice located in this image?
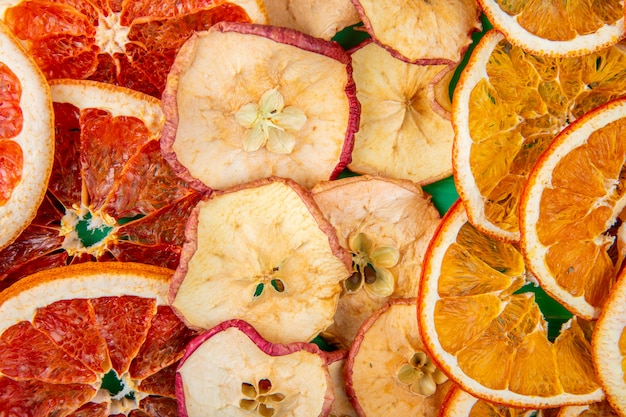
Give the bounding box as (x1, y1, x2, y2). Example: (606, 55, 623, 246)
(351, 0, 482, 63)
(169, 177, 352, 344)
(311, 175, 440, 347)
(161, 21, 359, 191)
(347, 40, 457, 185)
(176, 319, 334, 417)
(327, 350, 358, 417)
(345, 298, 453, 416)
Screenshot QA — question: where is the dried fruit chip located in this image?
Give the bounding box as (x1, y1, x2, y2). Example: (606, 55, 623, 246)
(326, 350, 358, 417)
(161, 21, 359, 191)
(169, 177, 351, 344)
(176, 319, 334, 417)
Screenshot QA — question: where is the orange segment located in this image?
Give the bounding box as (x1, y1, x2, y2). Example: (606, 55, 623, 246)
(0, 139, 23, 206)
(0, 62, 23, 138)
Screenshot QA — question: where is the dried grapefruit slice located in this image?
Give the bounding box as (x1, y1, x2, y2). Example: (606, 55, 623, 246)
(169, 177, 351, 344)
(0, 20, 54, 251)
(347, 40, 457, 185)
(418, 201, 603, 407)
(478, 0, 625, 57)
(161, 21, 359, 191)
(177, 319, 335, 417)
(351, 0, 481, 63)
(592, 267, 626, 417)
(311, 175, 440, 347)
(0, 0, 251, 97)
(0, 79, 202, 290)
(520, 97, 626, 319)
(453, 30, 626, 242)
(344, 298, 453, 416)
(0, 262, 196, 415)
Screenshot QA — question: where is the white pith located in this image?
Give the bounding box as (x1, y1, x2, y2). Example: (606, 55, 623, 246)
(60, 204, 119, 258)
(95, 12, 131, 57)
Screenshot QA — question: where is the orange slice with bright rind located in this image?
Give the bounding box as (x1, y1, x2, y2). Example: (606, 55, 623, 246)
(592, 268, 626, 417)
(478, 0, 625, 57)
(0, 262, 196, 415)
(453, 30, 626, 242)
(418, 200, 603, 408)
(521, 97, 626, 320)
(0, 20, 54, 252)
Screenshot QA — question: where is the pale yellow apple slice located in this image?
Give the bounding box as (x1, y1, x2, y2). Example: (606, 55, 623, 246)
(169, 177, 352, 344)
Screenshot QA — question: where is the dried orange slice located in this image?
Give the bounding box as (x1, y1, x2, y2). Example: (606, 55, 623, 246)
(169, 177, 351, 344)
(453, 30, 626, 242)
(592, 267, 626, 417)
(521, 97, 626, 319)
(478, 0, 625, 57)
(347, 40, 457, 185)
(161, 21, 359, 191)
(0, 0, 251, 97)
(311, 175, 440, 347)
(344, 298, 453, 416)
(0, 261, 196, 415)
(418, 201, 603, 407)
(0, 21, 54, 252)
(0, 79, 202, 290)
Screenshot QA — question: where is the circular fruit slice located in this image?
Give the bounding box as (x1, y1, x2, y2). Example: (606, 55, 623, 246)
(0, 0, 252, 97)
(0, 79, 202, 290)
(592, 267, 626, 417)
(418, 200, 603, 407)
(521, 97, 626, 320)
(344, 298, 453, 416)
(0, 20, 54, 251)
(453, 30, 626, 242)
(161, 21, 359, 191)
(311, 175, 440, 347)
(347, 40, 457, 185)
(176, 319, 334, 417)
(0, 262, 196, 415)
(169, 177, 351, 344)
(351, 0, 481, 63)
(478, 0, 625, 57)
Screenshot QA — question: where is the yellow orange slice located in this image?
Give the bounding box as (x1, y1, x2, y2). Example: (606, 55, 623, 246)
(521, 97, 626, 320)
(418, 201, 602, 407)
(453, 30, 626, 242)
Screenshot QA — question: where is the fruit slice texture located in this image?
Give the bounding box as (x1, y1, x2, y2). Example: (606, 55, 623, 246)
(169, 177, 351, 344)
(347, 40, 457, 185)
(176, 319, 334, 417)
(0, 262, 196, 415)
(0, 79, 202, 291)
(418, 201, 602, 408)
(161, 21, 358, 192)
(453, 30, 626, 242)
(326, 350, 358, 417)
(0, 0, 252, 97)
(478, 0, 625, 57)
(592, 267, 626, 417)
(521, 97, 626, 320)
(345, 298, 452, 416)
(351, 0, 482, 63)
(0, 20, 54, 252)
(311, 175, 441, 347)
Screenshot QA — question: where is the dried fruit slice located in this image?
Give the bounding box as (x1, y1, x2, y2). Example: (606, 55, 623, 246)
(0, 262, 196, 415)
(311, 175, 440, 347)
(453, 30, 626, 242)
(592, 267, 626, 417)
(326, 350, 358, 417)
(351, 0, 481, 63)
(347, 40, 456, 185)
(0, 21, 54, 251)
(261, 0, 360, 40)
(169, 177, 351, 344)
(0, 0, 251, 97)
(521, 97, 626, 319)
(0, 79, 202, 290)
(345, 298, 453, 416)
(418, 201, 603, 407)
(478, 0, 625, 57)
(161, 21, 359, 191)
(176, 319, 334, 417)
